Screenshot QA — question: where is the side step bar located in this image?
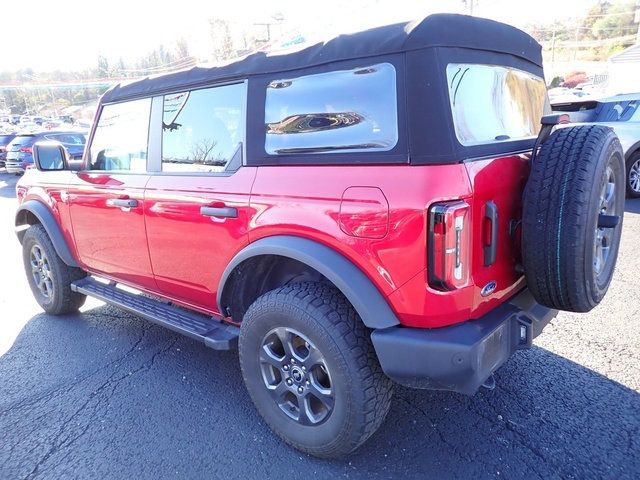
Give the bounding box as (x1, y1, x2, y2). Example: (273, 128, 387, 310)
(71, 277, 239, 350)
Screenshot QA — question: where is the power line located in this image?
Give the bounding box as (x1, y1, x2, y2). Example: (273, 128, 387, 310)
(532, 25, 639, 33)
(579, 9, 637, 19)
(539, 33, 637, 48)
(118, 57, 196, 74)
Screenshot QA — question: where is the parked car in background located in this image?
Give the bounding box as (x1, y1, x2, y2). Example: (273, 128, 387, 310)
(5, 131, 85, 174)
(0, 133, 16, 168)
(73, 119, 92, 130)
(42, 119, 73, 130)
(553, 93, 640, 197)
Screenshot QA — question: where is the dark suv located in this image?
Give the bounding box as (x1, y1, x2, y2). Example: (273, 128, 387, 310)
(0, 133, 16, 167)
(5, 131, 85, 174)
(14, 14, 625, 457)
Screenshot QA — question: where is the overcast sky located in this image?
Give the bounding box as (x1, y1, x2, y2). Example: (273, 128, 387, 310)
(0, 0, 625, 71)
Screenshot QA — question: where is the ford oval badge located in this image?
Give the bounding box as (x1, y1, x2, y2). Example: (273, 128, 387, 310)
(481, 281, 497, 297)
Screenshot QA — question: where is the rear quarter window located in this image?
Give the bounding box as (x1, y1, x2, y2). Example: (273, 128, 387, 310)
(264, 63, 398, 155)
(9, 135, 35, 147)
(446, 64, 548, 146)
(594, 100, 639, 122)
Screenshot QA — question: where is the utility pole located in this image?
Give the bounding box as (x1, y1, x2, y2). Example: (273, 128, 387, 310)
(635, 0, 640, 44)
(462, 0, 477, 15)
(551, 28, 557, 75)
(254, 14, 284, 45)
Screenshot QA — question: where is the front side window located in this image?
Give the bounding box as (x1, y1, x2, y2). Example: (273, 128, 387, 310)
(446, 64, 548, 146)
(45, 133, 85, 145)
(161, 83, 245, 173)
(89, 98, 151, 172)
(265, 63, 398, 155)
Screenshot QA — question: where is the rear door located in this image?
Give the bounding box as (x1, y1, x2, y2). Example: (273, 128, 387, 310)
(67, 98, 156, 290)
(144, 82, 256, 313)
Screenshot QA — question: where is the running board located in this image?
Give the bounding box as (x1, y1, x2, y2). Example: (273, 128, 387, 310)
(71, 277, 239, 350)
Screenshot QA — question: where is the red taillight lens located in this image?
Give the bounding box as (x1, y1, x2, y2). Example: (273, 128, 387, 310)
(19, 146, 32, 153)
(428, 200, 470, 291)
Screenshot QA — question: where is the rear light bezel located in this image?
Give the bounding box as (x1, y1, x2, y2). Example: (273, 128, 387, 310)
(428, 200, 471, 291)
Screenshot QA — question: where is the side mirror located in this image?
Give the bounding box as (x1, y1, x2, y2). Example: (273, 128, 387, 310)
(32, 141, 69, 171)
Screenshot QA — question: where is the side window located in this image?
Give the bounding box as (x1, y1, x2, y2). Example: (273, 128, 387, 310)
(45, 133, 85, 145)
(89, 98, 151, 172)
(264, 63, 398, 155)
(162, 83, 245, 173)
(446, 64, 549, 146)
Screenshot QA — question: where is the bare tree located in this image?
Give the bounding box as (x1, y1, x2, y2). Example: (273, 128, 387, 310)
(209, 18, 235, 62)
(190, 137, 221, 165)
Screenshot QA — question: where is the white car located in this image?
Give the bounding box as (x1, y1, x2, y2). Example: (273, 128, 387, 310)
(553, 93, 640, 197)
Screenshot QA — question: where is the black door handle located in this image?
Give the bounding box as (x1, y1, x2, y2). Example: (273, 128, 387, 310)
(200, 206, 238, 218)
(107, 198, 138, 208)
(484, 201, 498, 266)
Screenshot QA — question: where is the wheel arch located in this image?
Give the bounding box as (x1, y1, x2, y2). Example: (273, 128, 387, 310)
(15, 200, 80, 268)
(625, 141, 640, 161)
(218, 236, 400, 329)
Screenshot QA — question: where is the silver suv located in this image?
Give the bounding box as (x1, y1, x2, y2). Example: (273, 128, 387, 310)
(552, 93, 640, 197)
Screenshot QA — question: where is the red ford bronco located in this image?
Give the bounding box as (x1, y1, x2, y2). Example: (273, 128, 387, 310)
(15, 14, 624, 457)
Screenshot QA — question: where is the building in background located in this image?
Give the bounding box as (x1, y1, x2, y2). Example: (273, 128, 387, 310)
(608, 44, 640, 94)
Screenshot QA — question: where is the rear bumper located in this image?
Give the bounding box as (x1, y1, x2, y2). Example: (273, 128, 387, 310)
(5, 162, 25, 174)
(371, 289, 557, 395)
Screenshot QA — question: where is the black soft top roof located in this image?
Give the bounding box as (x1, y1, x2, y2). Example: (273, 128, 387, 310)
(101, 13, 541, 104)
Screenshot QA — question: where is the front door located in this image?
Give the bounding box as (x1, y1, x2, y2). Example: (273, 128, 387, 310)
(67, 98, 156, 290)
(144, 82, 254, 312)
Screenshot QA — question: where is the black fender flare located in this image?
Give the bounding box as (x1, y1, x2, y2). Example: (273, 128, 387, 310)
(217, 236, 400, 329)
(15, 200, 80, 268)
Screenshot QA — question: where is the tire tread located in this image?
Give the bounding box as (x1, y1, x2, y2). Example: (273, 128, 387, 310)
(240, 282, 393, 458)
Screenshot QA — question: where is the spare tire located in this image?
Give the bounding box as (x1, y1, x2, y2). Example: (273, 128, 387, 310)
(522, 125, 624, 312)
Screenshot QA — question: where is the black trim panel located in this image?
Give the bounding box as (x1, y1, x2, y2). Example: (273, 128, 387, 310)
(217, 235, 400, 329)
(371, 289, 557, 394)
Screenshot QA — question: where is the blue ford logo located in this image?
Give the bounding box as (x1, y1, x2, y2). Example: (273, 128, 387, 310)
(481, 281, 497, 297)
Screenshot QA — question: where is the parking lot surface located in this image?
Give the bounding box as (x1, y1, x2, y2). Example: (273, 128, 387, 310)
(0, 171, 639, 479)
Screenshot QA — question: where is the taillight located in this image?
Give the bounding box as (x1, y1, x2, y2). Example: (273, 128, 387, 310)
(428, 200, 471, 291)
(19, 146, 32, 153)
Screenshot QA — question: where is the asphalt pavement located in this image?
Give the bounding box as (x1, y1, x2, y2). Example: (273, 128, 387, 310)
(0, 171, 639, 480)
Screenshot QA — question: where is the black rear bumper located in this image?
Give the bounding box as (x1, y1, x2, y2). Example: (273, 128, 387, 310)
(371, 289, 557, 395)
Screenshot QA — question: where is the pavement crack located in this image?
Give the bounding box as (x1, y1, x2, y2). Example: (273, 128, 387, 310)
(1, 325, 150, 420)
(396, 395, 478, 464)
(19, 336, 176, 480)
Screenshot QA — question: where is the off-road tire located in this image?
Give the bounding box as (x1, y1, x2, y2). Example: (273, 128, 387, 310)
(22, 224, 86, 314)
(522, 125, 624, 312)
(239, 282, 393, 458)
